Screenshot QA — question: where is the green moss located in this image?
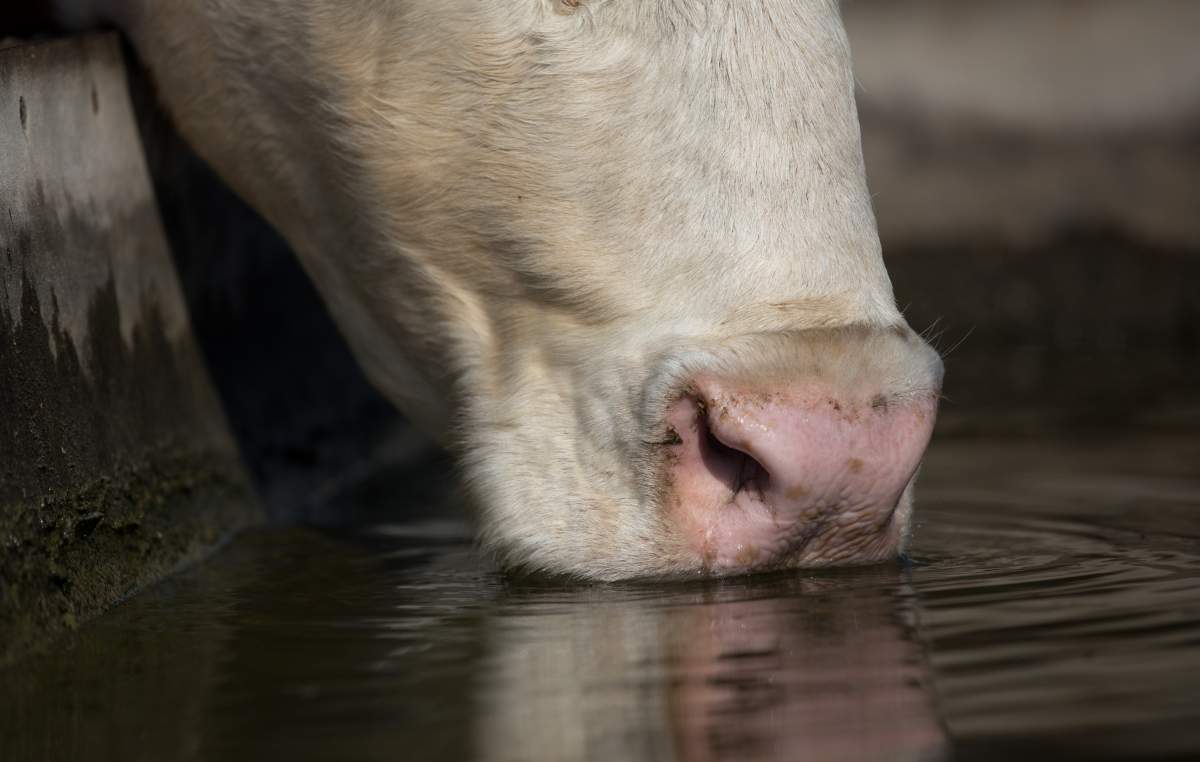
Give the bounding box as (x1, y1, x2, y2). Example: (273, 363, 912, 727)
(0, 449, 260, 668)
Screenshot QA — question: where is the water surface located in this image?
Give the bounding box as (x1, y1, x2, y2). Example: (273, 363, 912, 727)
(3, 432, 1199, 761)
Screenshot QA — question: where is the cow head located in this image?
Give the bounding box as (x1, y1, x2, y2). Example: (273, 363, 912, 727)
(301, 0, 944, 578)
(98, 0, 939, 579)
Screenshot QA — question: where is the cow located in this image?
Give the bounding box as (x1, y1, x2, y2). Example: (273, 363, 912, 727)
(53, 0, 943, 580)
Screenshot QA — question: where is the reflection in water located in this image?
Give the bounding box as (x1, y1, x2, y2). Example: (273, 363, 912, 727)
(1, 432, 1199, 761)
(477, 574, 946, 762)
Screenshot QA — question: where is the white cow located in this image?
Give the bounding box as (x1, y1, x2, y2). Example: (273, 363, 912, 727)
(57, 0, 942, 579)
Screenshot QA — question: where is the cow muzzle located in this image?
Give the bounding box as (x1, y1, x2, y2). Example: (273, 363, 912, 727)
(663, 373, 938, 573)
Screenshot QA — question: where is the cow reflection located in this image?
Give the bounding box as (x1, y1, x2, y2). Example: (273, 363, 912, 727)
(477, 571, 947, 762)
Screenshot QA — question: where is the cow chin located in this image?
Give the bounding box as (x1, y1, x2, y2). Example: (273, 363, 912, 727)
(462, 324, 942, 581)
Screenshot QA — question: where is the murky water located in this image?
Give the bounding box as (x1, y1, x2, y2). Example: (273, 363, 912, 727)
(3, 432, 1199, 761)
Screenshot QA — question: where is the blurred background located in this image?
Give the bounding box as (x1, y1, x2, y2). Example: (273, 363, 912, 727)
(846, 0, 1200, 434)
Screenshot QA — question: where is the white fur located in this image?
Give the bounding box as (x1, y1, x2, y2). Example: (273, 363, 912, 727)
(60, 0, 939, 578)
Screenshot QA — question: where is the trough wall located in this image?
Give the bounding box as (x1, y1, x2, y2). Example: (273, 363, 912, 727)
(0, 34, 260, 666)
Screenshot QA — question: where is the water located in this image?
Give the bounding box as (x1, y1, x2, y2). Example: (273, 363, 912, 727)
(3, 432, 1199, 761)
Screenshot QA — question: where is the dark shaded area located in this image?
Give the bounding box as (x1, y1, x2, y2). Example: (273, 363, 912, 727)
(953, 732, 1200, 762)
(0, 4, 56, 40)
(888, 229, 1200, 433)
(121, 46, 408, 521)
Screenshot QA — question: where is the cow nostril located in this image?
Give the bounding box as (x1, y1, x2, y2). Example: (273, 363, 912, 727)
(700, 407, 770, 497)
